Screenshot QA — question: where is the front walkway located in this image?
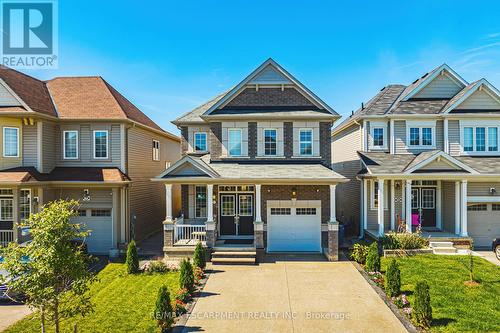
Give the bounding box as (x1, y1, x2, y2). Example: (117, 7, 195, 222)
(180, 255, 406, 332)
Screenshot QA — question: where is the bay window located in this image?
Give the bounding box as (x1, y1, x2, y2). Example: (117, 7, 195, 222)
(3, 127, 19, 157)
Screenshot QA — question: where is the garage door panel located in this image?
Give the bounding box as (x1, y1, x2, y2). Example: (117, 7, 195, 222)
(468, 205, 500, 248)
(72, 215, 113, 254)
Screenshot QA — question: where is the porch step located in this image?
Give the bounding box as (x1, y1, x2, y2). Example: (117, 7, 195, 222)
(211, 257, 256, 265)
(212, 251, 256, 257)
(211, 247, 256, 265)
(429, 241, 454, 248)
(432, 247, 457, 255)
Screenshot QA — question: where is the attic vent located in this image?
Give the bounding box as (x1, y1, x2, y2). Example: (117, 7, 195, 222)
(361, 102, 365, 109)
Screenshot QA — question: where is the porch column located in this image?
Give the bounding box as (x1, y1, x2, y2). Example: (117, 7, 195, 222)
(436, 181, 442, 230)
(362, 179, 367, 237)
(454, 181, 460, 235)
(460, 180, 468, 236)
(112, 188, 119, 250)
(13, 188, 19, 242)
(163, 184, 174, 248)
(329, 184, 337, 222)
(120, 187, 127, 243)
(405, 180, 412, 233)
(377, 180, 384, 237)
(254, 184, 264, 249)
(37, 187, 44, 211)
(390, 180, 395, 230)
(327, 184, 339, 261)
(255, 184, 262, 222)
(401, 181, 406, 219)
(205, 184, 216, 248)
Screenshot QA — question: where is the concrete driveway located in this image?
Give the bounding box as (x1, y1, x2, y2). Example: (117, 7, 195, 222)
(181, 255, 407, 333)
(0, 301, 31, 331)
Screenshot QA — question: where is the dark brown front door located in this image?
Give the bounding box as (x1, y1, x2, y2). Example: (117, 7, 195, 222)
(219, 193, 254, 236)
(411, 187, 436, 228)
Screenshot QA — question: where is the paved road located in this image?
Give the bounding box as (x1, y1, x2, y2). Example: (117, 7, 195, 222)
(180, 255, 407, 333)
(0, 301, 31, 331)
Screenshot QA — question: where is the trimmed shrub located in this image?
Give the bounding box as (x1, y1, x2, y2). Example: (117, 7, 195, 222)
(193, 242, 206, 269)
(143, 261, 169, 274)
(384, 259, 401, 297)
(413, 281, 432, 328)
(381, 232, 428, 250)
(179, 258, 195, 292)
(126, 240, 139, 274)
(350, 243, 369, 264)
(365, 242, 380, 272)
(154, 285, 174, 332)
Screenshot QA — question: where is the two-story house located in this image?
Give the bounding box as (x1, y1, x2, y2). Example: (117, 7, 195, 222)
(154, 59, 346, 262)
(0, 66, 180, 254)
(332, 64, 500, 248)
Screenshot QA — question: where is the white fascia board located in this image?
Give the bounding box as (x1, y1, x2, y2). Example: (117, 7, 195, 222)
(404, 151, 478, 174)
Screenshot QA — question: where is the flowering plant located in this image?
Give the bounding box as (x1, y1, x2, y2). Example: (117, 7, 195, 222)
(392, 293, 410, 308)
(175, 288, 191, 303)
(194, 266, 204, 284)
(174, 299, 187, 315)
(368, 271, 384, 287)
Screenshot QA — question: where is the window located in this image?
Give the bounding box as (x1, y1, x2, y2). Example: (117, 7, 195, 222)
(195, 186, 207, 218)
(3, 127, 19, 157)
(93, 130, 108, 159)
(467, 204, 487, 211)
(422, 128, 432, 146)
(63, 131, 78, 159)
(371, 180, 388, 210)
(464, 127, 473, 152)
(91, 209, 111, 217)
(421, 189, 435, 209)
(270, 208, 291, 215)
(488, 128, 498, 152)
(299, 129, 313, 155)
(152, 140, 160, 161)
(238, 195, 253, 216)
(492, 204, 500, 211)
(228, 129, 242, 156)
(221, 195, 235, 216)
(409, 128, 419, 146)
(76, 209, 87, 217)
(462, 125, 499, 154)
(296, 208, 317, 215)
(194, 132, 207, 152)
(408, 127, 433, 147)
(476, 127, 485, 151)
(370, 124, 386, 149)
(19, 189, 31, 221)
(0, 198, 13, 221)
(264, 129, 277, 156)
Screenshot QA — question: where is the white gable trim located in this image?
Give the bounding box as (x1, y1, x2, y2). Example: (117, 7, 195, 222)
(202, 58, 337, 116)
(404, 151, 478, 174)
(156, 155, 219, 179)
(403, 64, 468, 101)
(443, 79, 500, 114)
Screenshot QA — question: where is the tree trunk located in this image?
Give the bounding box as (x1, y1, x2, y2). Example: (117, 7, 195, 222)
(54, 299, 59, 333)
(40, 306, 46, 333)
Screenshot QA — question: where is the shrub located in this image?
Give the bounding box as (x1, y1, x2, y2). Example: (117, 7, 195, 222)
(381, 232, 428, 250)
(350, 243, 369, 264)
(154, 285, 174, 332)
(143, 260, 169, 274)
(365, 242, 380, 272)
(179, 258, 195, 292)
(384, 259, 401, 297)
(126, 240, 139, 274)
(413, 281, 432, 329)
(193, 242, 206, 269)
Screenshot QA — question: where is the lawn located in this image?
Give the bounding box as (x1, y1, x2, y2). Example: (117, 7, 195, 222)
(5, 263, 180, 333)
(381, 254, 500, 332)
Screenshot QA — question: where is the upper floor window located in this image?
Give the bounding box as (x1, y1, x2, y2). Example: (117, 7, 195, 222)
(299, 129, 313, 156)
(463, 126, 499, 153)
(152, 140, 160, 161)
(3, 127, 19, 157)
(63, 131, 78, 159)
(408, 127, 434, 147)
(93, 130, 108, 159)
(228, 129, 242, 156)
(264, 129, 277, 156)
(369, 122, 387, 150)
(194, 132, 207, 152)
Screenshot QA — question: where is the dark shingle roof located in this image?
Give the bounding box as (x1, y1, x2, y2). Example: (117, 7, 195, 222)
(173, 92, 228, 124)
(389, 99, 449, 115)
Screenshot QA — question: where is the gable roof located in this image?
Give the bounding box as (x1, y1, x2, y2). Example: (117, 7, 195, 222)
(403, 150, 477, 174)
(441, 79, 500, 114)
(172, 91, 227, 125)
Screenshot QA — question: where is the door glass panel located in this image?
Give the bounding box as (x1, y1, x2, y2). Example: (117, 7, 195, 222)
(238, 195, 252, 216)
(221, 195, 235, 216)
(421, 189, 435, 209)
(0, 199, 13, 221)
(411, 189, 419, 209)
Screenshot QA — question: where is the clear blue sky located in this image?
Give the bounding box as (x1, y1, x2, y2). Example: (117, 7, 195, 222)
(27, 0, 500, 135)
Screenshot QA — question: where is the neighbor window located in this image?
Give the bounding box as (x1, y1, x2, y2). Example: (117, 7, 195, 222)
(228, 129, 242, 156)
(93, 130, 108, 159)
(152, 140, 160, 161)
(408, 127, 433, 147)
(63, 131, 78, 159)
(264, 129, 277, 156)
(462, 126, 499, 153)
(194, 132, 207, 152)
(3, 127, 19, 157)
(299, 129, 313, 155)
(195, 186, 207, 218)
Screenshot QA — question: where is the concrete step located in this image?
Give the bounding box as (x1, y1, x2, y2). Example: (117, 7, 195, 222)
(211, 257, 256, 265)
(430, 241, 454, 248)
(212, 251, 257, 257)
(212, 246, 255, 252)
(433, 247, 457, 254)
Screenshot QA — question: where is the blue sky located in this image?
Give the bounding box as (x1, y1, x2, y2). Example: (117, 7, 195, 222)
(27, 0, 500, 134)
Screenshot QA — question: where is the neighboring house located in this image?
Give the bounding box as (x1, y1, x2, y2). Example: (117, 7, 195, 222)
(154, 58, 346, 261)
(0, 66, 180, 254)
(332, 64, 500, 248)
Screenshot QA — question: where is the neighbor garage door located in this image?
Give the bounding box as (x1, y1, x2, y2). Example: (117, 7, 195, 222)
(267, 200, 321, 252)
(467, 203, 500, 248)
(72, 209, 113, 254)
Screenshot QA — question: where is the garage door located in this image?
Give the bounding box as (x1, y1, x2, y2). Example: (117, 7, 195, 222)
(267, 201, 321, 252)
(468, 203, 500, 248)
(72, 209, 113, 254)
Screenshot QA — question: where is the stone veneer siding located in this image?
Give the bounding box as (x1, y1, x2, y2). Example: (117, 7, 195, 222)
(248, 122, 257, 158)
(209, 122, 222, 160)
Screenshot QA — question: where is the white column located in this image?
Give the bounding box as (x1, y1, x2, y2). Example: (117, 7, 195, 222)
(36, 121, 43, 172)
(443, 118, 449, 154)
(120, 187, 127, 243)
(164, 184, 173, 222)
(455, 181, 460, 235)
(207, 184, 214, 223)
(377, 180, 385, 236)
(436, 181, 442, 230)
(13, 188, 19, 242)
(401, 181, 406, 219)
(37, 187, 44, 211)
(390, 180, 395, 230)
(389, 119, 395, 154)
(405, 180, 412, 233)
(330, 184, 337, 223)
(460, 180, 468, 236)
(362, 179, 368, 236)
(255, 184, 262, 222)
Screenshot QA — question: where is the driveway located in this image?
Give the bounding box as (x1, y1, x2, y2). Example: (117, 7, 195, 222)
(0, 302, 31, 331)
(180, 255, 407, 333)
(473, 250, 499, 266)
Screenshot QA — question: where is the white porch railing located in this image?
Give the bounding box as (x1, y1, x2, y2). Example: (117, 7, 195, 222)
(174, 223, 206, 245)
(0, 230, 14, 247)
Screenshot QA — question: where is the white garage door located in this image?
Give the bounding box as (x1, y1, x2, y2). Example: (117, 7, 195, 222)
(468, 203, 500, 248)
(267, 200, 321, 252)
(72, 209, 113, 254)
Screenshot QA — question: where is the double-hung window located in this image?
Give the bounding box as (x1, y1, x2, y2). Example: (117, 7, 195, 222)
(195, 186, 207, 218)
(93, 130, 108, 159)
(3, 127, 19, 157)
(370, 122, 387, 149)
(370, 180, 388, 210)
(462, 125, 499, 154)
(20, 189, 31, 221)
(152, 140, 160, 161)
(264, 129, 277, 156)
(299, 129, 313, 156)
(228, 129, 242, 156)
(194, 132, 207, 152)
(63, 131, 78, 159)
(408, 126, 434, 148)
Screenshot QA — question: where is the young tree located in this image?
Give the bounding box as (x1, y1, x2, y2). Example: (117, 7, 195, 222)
(126, 240, 139, 274)
(179, 258, 194, 292)
(384, 258, 401, 297)
(413, 281, 433, 328)
(1, 200, 96, 333)
(154, 285, 174, 332)
(192, 242, 206, 269)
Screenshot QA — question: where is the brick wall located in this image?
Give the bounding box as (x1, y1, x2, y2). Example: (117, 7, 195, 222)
(209, 122, 222, 160)
(181, 184, 189, 218)
(224, 87, 316, 107)
(180, 126, 188, 155)
(319, 121, 332, 167)
(284, 122, 293, 158)
(248, 122, 257, 158)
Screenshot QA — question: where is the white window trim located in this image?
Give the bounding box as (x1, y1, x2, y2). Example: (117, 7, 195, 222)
(459, 121, 500, 156)
(193, 132, 208, 152)
(3, 127, 19, 158)
(63, 130, 79, 160)
(299, 128, 313, 156)
(369, 122, 387, 150)
(20, 188, 31, 220)
(194, 185, 207, 218)
(152, 139, 160, 161)
(370, 180, 389, 211)
(93, 130, 109, 159)
(405, 121, 436, 149)
(228, 128, 243, 157)
(263, 128, 278, 156)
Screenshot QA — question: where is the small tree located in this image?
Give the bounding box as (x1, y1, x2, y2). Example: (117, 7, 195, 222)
(413, 281, 432, 328)
(193, 242, 206, 269)
(126, 240, 139, 274)
(1, 200, 96, 333)
(154, 285, 174, 332)
(365, 242, 380, 272)
(179, 258, 194, 292)
(384, 259, 401, 297)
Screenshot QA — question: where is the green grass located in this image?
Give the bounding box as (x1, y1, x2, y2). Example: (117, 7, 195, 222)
(381, 254, 500, 332)
(5, 263, 180, 333)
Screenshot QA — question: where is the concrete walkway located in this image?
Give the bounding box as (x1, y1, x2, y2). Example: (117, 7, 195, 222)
(180, 255, 407, 333)
(0, 302, 31, 331)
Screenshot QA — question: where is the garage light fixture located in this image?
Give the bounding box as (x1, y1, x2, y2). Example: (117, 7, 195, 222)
(291, 188, 297, 199)
(83, 189, 91, 202)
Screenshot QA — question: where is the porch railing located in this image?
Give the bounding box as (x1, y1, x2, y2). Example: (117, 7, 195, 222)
(0, 230, 14, 247)
(173, 224, 206, 244)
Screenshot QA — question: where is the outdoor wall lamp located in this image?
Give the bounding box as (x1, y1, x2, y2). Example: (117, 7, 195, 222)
(83, 189, 91, 202)
(291, 188, 297, 199)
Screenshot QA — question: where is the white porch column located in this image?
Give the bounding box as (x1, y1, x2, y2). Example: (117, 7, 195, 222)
(460, 180, 468, 236)
(444, 118, 449, 154)
(390, 180, 395, 230)
(362, 179, 368, 237)
(436, 181, 442, 230)
(120, 187, 127, 243)
(377, 180, 385, 236)
(401, 181, 406, 219)
(164, 184, 173, 222)
(255, 184, 262, 222)
(330, 184, 337, 222)
(206, 184, 214, 222)
(37, 187, 44, 211)
(454, 181, 460, 235)
(405, 180, 412, 233)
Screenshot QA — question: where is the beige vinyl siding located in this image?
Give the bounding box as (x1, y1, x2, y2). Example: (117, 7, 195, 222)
(42, 121, 56, 173)
(448, 120, 461, 156)
(22, 124, 37, 167)
(467, 182, 500, 197)
(420, 159, 461, 170)
(442, 181, 456, 233)
(395, 120, 444, 154)
(127, 126, 180, 241)
(52, 188, 113, 207)
(0, 84, 22, 106)
(413, 74, 463, 99)
(455, 89, 500, 110)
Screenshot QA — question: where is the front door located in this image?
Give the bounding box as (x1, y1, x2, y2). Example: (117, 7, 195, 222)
(411, 187, 436, 227)
(219, 193, 254, 236)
